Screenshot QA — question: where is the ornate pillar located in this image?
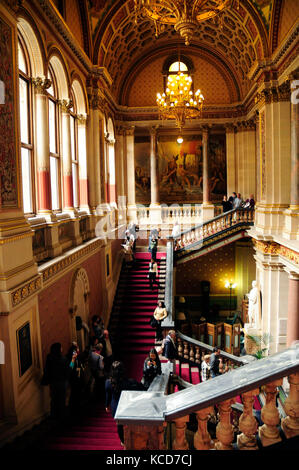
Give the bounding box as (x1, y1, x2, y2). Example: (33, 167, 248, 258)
(59, 99, 74, 213)
(255, 83, 291, 236)
(281, 372, 299, 439)
(254, 243, 289, 353)
(77, 114, 89, 210)
(286, 271, 299, 347)
(32, 77, 52, 215)
(202, 127, 214, 221)
(106, 135, 117, 207)
(225, 124, 236, 197)
(259, 379, 283, 446)
(215, 399, 235, 450)
(115, 127, 127, 227)
(172, 416, 189, 450)
(237, 389, 259, 450)
(125, 126, 137, 222)
(235, 120, 256, 200)
(149, 126, 161, 225)
(194, 407, 214, 450)
(284, 73, 299, 239)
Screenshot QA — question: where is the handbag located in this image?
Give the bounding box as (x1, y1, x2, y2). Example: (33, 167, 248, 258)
(149, 316, 159, 328)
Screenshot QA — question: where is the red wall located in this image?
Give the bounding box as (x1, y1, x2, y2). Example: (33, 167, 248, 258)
(39, 249, 106, 364)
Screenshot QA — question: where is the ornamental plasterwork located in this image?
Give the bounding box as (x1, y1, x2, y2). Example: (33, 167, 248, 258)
(253, 240, 299, 265)
(32, 77, 52, 94)
(41, 238, 103, 283)
(11, 276, 42, 307)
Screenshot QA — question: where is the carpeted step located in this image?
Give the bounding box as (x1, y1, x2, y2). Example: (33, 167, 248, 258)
(191, 367, 201, 385)
(180, 363, 190, 382)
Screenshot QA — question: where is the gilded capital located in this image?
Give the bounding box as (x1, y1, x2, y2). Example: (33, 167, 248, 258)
(32, 77, 52, 94)
(77, 113, 87, 125)
(58, 99, 73, 113)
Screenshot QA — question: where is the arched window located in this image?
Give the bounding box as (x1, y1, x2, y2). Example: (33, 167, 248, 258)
(70, 92, 79, 209)
(168, 61, 188, 73)
(48, 65, 61, 211)
(18, 38, 34, 214)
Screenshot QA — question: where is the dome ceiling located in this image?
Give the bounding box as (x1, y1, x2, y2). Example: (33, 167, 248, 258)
(91, 1, 270, 105)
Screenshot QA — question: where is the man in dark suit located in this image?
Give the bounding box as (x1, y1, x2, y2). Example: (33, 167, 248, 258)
(163, 330, 178, 369)
(210, 346, 221, 378)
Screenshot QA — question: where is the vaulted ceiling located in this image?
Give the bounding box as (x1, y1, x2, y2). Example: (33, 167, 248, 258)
(88, 0, 271, 106)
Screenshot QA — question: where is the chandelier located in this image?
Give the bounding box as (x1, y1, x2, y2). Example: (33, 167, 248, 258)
(134, 0, 235, 45)
(156, 67, 204, 132)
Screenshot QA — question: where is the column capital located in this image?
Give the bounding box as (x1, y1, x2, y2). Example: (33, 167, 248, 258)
(224, 123, 236, 134)
(236, 119, 256, 131)
(76, 113, 87, 125)
(32, 77, 52, 94)
(149, 125, 159, 136)
(58, 99, 73, 113)
(115, 125, 126, 137)
(125, 126, 135, 136)
(284, 268, 299, 280)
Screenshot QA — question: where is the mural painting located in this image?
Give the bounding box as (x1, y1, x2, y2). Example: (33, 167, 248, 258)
(134, 136, 151, 204)
(157, 134, 226, 204)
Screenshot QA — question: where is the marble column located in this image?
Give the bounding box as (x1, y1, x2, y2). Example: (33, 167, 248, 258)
(235, 120, 256, 200)
(32, 77, 52, 215)
(284, 76, 299, 239)
(202, 127, 214, 221)
(149, 127, 161, 225)
(59, 99, 74, 213)
(286, 271, 299, 347)
(125, 127, 137, 221)
(107, 137, 117, 207)
(77, 114, 89, 210)
(225, 124, 236, 197)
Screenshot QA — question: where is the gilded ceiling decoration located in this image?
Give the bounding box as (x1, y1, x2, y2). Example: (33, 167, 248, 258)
(91, 0, 269, 104)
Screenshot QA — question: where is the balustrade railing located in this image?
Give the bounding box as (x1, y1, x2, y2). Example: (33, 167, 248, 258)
(169, 208, 254, 252)
(115, 344, 299, 450)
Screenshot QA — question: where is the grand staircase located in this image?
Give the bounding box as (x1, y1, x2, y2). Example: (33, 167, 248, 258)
(109, 251, 166, 379)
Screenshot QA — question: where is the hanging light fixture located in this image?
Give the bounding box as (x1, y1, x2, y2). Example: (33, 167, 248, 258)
(156, 62, 204, 132)
(134, 0, 237, 46)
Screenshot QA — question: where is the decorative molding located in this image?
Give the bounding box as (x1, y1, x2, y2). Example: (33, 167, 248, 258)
(0, 231, 34, 245)
(77, 114, 87, 125)
(11, 275, 42, 307)
(253, 240, 299, 266)
(41, 238, 103, 283)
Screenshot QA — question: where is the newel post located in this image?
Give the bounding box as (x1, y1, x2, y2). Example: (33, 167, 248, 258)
(124, 423, 166, 450)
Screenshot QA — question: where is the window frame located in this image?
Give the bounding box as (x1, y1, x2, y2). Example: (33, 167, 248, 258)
(70, 92, 80, 209)
(18, 36, 35, 215)
(47, 66, 62, 212)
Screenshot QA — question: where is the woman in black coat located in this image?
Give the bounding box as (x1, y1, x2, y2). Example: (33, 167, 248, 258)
(142, 348, 162, 389)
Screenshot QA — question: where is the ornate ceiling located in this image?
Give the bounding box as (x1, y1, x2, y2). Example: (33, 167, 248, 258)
(89, 0, 270, 105)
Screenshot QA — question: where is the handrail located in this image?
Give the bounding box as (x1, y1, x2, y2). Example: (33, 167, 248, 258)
(167, 207, 254, 240)
(163, 240, 175, 326)
(177, 331, 252, 366)
(115, 344, 299, 424)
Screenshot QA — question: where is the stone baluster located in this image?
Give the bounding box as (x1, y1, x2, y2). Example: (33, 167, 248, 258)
(237, 389, 259, 450)
(190, 345, 195, 362)
(177, 338, 183, 357)
(173, 416, 189, 450)
(215, 399, 235, 450)
(194, 407, 214, 450)
(258, 379, 283, 446)
(183, 341, 189, 360)
(195, 346, 201, 364)
(281, 373, 299, 439)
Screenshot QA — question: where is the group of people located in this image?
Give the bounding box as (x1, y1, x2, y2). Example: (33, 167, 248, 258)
(201, 347, 228, 381)
(122, 223, 139, 266)
(42, 314, 114, 422)
(222, 192, 255, 212)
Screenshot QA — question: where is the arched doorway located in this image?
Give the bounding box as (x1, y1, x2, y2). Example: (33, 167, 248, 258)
(69, 268, 90, 352)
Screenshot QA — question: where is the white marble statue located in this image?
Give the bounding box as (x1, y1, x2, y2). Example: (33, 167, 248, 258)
(246, 280, 261, 329)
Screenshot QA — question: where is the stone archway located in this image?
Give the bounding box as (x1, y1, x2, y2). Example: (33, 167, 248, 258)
(69, 267, 90, 352)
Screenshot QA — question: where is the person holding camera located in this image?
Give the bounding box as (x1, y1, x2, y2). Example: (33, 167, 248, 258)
(142, 348, 162, 389)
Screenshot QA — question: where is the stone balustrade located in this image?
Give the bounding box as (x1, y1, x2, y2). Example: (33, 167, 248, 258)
(115, 344, 299, 451)
(171, 208, 255, 252)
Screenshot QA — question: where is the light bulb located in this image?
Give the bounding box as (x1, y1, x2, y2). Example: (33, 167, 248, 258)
(177, 135, 183, 144)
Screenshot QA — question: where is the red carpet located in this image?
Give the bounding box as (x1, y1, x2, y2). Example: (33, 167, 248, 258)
(112, 251, 166, 380)
(42, 251, 166, 450)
